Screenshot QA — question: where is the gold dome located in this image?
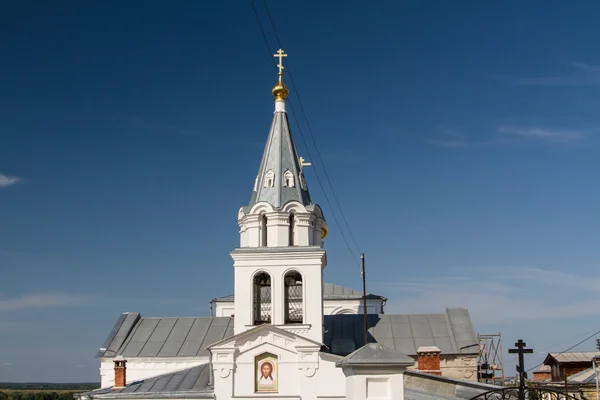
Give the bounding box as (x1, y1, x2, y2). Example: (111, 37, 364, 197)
(272, 78, 289, 101)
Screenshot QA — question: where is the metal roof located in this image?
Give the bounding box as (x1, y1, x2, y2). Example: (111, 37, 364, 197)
(323, 308, 478, 357)
(336, 343, 415, 367)
(545, 352, 600, 364)
(97, 314, 233, 358)
(212, 282, 386, 303)
(98, 308, 476, 359)
(249, 108, 311, 208)
(567, 366, 597, 384)
(80, 364, 212, 399)
(405, 389, 463, 400)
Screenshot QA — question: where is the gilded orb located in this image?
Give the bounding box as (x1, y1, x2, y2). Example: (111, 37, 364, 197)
(272, 80, 289, 101)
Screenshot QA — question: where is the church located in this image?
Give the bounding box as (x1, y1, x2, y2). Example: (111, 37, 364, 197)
(77, 50, 480, 400)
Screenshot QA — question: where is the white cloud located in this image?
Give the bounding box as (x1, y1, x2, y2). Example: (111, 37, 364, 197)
(0, 173, 20, 188)
(497, 126, 585, 143)
(0, 293, 87, 312)
(377, 266, 600, 324)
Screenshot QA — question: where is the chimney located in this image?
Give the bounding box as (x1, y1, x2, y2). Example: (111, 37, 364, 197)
(113, 356, 127, 390)
(417, 346, 442, 376)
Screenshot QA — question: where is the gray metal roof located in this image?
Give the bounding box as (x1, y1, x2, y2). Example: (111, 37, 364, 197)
(545, 351, 600, 364)
(405, 389, 463, 400)
(97, 314, 234, 358)
(404, 370, 502, 400)
(249, 109, 311, 208)
(212, 282, 385, 302)
(567, 366, 596, 384)
(336, 343, 415, 367)
(98, 308, 476, 360)
(80, 364, 212, 399)
(324, 308, 478, 357)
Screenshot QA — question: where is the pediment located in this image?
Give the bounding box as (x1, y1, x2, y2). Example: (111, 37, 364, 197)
(208, 325, 322, 354)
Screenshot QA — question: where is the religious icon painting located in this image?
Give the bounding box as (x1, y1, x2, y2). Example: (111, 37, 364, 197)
(255, 352, 278, 393)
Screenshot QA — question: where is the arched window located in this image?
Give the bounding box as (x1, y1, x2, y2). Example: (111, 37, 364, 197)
(260, 214, 268, 247)
(288, 214, 295, 246)
(264, 170, 274, 188)
(283, 170, 294, 187)
(254, 272, 272, 324)
(284, 271, 303, 323)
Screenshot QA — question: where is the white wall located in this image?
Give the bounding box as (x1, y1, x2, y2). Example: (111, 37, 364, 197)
(210, 329, 346, 400)
(342, 367, 406, 400)
(231, 247, 326, 344)
(99, 357, 208, 388)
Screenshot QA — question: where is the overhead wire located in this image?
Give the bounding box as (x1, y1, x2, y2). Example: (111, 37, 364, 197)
(261, 0, 363, 258)
(525, 328, 600, 373)
(250, 0, 362, 266)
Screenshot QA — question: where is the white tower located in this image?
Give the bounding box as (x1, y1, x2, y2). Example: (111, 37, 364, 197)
(231, 49, 328, 343)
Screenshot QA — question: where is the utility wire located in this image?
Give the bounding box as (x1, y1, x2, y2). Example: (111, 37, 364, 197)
(250, 0, 361, 266)
(525, 328, 600, 373)
(261, 0, 363, 258)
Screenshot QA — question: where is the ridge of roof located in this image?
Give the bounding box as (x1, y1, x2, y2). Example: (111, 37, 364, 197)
(335, 343, 414, 367)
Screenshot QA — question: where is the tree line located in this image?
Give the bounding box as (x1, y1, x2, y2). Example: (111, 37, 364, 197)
(0, 392, 85, 400)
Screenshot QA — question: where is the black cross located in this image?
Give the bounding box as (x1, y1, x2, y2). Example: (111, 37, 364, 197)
(508, 339, 534, 400)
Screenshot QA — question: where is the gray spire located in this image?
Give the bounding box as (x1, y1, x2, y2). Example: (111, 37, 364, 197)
(249, 109, 311, 208)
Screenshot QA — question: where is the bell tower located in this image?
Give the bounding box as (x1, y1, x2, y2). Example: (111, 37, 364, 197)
(231, 49, 327, 343)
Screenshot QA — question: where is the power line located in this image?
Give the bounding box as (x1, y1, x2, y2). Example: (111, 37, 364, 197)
(261, 0, 363, 258)
(250, 0, 361, 266)
(525, 328, 600, 373)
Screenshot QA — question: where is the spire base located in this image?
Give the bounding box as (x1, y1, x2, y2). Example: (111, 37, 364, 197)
(275, 100, 286, 113)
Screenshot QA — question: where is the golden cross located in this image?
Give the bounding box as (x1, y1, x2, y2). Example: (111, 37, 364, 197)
(299, 157, 311, 168)
(274, 48, 287, 76)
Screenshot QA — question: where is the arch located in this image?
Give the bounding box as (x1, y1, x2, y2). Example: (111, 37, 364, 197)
(306, 204, 324, 219)
(253, 271, 272, 325)
(249, 201, 275, 215)
(469, 387, 580, 400)
(284, 270, 303, 323)
(335, 309, 356, 315)
(281, 200, 307, 214)
(263, 170, 275, 188)
(283, 170, 295, 187)
(260, 213, 268, 247)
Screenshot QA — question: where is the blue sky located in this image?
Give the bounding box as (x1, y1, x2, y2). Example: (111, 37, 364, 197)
(1, 0, 600, 382)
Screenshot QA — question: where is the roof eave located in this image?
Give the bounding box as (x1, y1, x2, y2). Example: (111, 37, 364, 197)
(86, 391, 214, 400)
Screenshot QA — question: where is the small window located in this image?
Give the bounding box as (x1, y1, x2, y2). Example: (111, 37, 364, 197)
(264, 170, 274, 188)
(288, 214, 295, 246)
(283, 170, 295, 188)
(260, 214, 268, 247)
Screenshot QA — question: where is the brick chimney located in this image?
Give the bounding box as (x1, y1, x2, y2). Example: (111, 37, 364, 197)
(417, 346, 442, 376)
(113, 356, 127, 390)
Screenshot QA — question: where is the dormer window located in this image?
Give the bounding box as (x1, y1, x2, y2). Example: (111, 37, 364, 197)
(263, 170, 274, 188)
(283, 170, 295, 188)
